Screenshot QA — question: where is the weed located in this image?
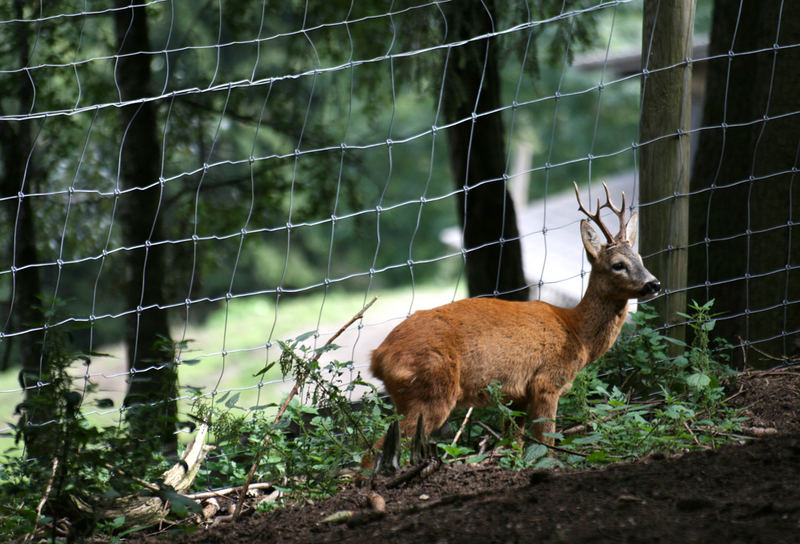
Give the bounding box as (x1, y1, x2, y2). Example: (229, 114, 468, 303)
(0, 332, 181, 542)
(191, 332, 396, 504)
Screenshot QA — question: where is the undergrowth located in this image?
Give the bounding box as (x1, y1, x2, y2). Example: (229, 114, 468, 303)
(0, 299, 745, 541)
(0, 334, 181, 542)
(191, 333, 396, 505)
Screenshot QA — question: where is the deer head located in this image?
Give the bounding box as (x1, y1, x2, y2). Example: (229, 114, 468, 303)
(573, 182, 661, 300)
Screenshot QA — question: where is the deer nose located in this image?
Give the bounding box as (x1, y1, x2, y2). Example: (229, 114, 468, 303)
(640, 280, 661, 296)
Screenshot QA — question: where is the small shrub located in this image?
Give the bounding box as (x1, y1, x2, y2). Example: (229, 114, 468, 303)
(0, 334, 178, 542)
(191, 332, 397, 503)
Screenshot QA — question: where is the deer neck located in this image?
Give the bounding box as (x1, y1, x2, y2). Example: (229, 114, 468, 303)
(571, 273, 629, 364)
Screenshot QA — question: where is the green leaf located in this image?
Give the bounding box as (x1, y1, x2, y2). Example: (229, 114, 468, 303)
(701, 319, 716, 331)
(249, 403, 276, 412)
(586, 451, 611, 463)
(439, 444, 473, 457)
(686, 373, 711, 389)
(224, 392, 241, 409)
(571, 433, 602, 445)
(295, 331, 316, 342)
(313, 343, 340, 354)
(181, 358, 201, 366)
(663, 336, 688, 347)
(672, 355, 689, 368)
(253, 361, 276, 378)
(95, 398, 114, 409)
(524, 443, 548, 462)
(465, 453, 489, 464)
(160, 488, 202, 517)
(533, 457, 559, 469)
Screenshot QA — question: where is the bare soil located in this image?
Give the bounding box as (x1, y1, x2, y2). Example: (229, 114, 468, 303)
(128, 369, 800, 544)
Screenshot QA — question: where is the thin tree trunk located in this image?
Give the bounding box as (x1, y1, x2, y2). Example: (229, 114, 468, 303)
(114, 1, 177, 453)
(441, 0, 528, 301)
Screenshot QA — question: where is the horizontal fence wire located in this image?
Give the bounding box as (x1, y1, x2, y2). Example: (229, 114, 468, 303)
(0, 0, 797, 455)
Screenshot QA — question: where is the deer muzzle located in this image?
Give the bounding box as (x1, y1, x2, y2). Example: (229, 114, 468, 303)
(639, 279, 662, 298)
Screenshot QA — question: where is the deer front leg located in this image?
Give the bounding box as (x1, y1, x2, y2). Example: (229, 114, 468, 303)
(529, 387, 561, 447)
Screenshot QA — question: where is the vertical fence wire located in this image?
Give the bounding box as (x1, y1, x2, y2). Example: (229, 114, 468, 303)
(0, 1, 797, 455)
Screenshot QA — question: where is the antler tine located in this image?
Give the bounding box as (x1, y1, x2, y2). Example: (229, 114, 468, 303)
(573, 182, 615, 244)
(601, 182, 628, 242)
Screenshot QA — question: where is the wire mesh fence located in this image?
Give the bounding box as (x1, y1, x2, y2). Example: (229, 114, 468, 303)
(0, 0, 797, 458)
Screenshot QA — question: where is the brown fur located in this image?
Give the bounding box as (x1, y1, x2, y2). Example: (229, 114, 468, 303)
(367, 190, 660, 464)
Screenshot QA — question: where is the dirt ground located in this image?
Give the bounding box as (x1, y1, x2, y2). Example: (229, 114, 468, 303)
(129, 369, 800, 544)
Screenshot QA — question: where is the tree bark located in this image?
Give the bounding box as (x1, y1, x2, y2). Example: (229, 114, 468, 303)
(639, 0, 694, 347)
(689, 1, 800, 365)
(441, 0, 528, 301)
(114, 1, 177, 452)
(0, 0, 50, 459)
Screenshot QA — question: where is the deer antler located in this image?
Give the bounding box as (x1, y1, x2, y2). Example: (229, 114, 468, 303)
(573, 182, 628, 245)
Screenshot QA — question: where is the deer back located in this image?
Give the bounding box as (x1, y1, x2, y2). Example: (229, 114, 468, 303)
(371, 297, 590, 408)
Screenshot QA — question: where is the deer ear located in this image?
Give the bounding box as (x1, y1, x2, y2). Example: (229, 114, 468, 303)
(625, 212, 638, 245)
(580, 219, 602, 261)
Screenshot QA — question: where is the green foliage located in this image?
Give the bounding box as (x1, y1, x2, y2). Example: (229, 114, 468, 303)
(192, 332, 396, 503)
(0, 335, 177, 542)
(556, 300, 743, 461)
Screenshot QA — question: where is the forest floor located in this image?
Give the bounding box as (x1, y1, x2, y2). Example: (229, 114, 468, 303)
(128, 369, 800, 544)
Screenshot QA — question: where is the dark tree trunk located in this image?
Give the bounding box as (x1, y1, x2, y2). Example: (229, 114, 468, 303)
(689, 1, 800, 365)
(114, 1, 177, 452)
(1, 0, 49, 459)
(441, 0, 528, 301)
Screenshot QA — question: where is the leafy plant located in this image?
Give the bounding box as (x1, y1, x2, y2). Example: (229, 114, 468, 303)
(192, 332, 397, 503)
(0, 332, 181, 542)
(557, 300, 743, 460)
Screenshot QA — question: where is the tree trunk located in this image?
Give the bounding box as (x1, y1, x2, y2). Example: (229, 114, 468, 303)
(114, 1, 177, 453)
(441, 0, 528, 301)
(639, 0, 694, 348)
(689, 1, 800, 365)
(0, 0, 50, 459)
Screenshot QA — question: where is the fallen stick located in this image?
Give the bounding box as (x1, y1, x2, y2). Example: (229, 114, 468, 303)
(747, 370, 800, 378)
(386, 457, 442, 489)
(233, 296, 378, 519)
(69, 424, 212, 528)
(186, 482, 274, 500)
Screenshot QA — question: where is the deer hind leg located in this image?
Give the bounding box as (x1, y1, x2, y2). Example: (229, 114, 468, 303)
(396, 396, 456, 440)
(363, 351, 459, 468)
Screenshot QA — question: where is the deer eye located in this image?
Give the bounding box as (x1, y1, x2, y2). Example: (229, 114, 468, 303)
(611, 262, 626, 272)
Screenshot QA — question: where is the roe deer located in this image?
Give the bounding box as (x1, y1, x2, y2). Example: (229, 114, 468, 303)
(368, 183, 660, 458)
